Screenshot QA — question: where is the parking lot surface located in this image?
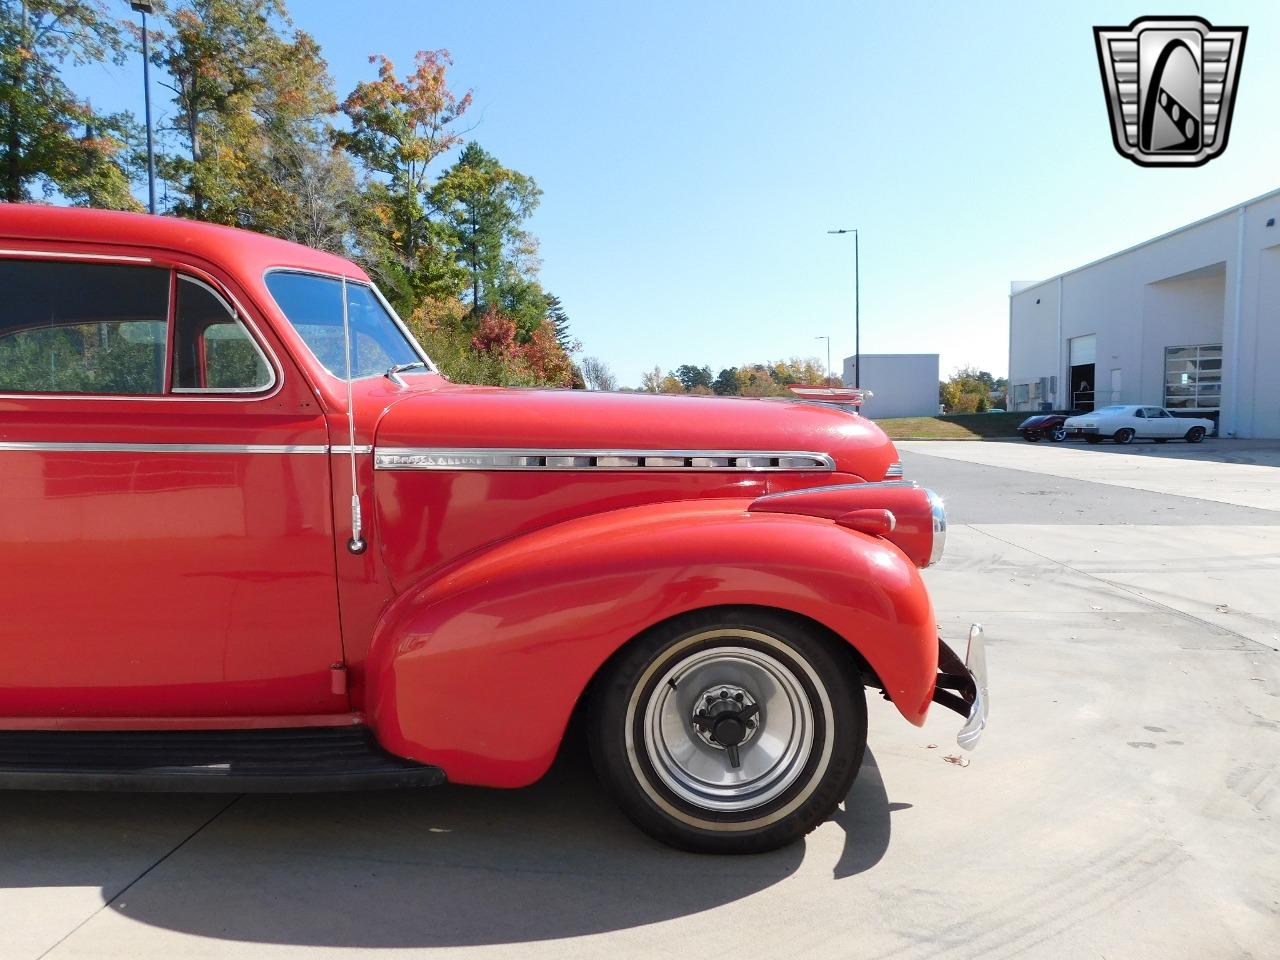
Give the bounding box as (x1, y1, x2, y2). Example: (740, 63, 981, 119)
(4, 440, 1277, 960)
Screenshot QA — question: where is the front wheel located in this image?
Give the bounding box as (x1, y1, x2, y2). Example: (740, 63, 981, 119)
(587, 608, 866, 853)
(1114, 428, 1136, 444)
(1185, 426, 1206, 443)
(1049, 427, 1068, 442)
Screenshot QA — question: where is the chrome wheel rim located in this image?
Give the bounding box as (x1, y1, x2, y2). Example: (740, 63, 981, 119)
(640, 641, 816, 813)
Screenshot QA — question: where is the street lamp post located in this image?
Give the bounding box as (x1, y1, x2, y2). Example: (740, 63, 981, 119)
(827, 229, 860, 387)
(814, 335, 831, 386)
(131, 1, 157, 214)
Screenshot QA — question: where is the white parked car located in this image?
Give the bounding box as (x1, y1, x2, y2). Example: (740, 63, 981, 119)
(1064, 405, 1214, 444)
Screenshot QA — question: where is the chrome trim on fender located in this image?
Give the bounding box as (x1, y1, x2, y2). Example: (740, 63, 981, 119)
(373, 448, 837, 472)
(0, 442, 328, 455)
(330, 445, 374, 455)
(885, 461, 904, 479)
(926, 487, 947, 566)
(751, 479, 919, 502)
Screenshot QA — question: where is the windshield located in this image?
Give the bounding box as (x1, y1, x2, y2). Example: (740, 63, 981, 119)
(265, 271, 429, 380)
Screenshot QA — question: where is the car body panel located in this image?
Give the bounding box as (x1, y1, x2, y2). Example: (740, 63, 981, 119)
(0, 205, 964, 784)
(365, 498, 938, 788)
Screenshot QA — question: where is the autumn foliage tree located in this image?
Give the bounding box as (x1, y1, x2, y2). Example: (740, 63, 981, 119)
(1, 0, 139, 208)
(8, 3, 577, 390)
(156, 0, 350, 243)
(337, 49, 472, 311)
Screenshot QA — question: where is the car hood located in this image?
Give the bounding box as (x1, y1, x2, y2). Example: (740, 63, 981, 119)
(375, 382, 899, 480)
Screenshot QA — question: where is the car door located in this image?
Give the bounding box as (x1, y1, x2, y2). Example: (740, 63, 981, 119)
(1130, 407, 1149, 436)
(1143, 407, 1176, 437)
(0, 251, 348, 719)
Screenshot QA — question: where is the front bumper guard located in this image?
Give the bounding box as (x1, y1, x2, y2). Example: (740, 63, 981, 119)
(932, 624, 989, 750)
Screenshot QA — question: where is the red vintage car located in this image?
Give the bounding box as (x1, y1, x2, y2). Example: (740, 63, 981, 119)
(0, 205, 987, 853)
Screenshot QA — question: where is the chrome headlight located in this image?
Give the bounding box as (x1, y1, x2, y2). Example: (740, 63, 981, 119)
(925, 488, 947, 566)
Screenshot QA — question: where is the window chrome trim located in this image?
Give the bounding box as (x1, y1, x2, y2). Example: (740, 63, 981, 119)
(262, 267, 437, 379)
(0, 251, 285, 403)
(0, 442, 328, 455)
(0, 248, 153, 263)
(170, 275, 278, 395)
(374, 448, 837, 472)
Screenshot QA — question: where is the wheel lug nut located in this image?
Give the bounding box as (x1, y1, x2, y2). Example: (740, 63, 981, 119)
(719, 690, 729, 699)
(734, 692, 744, 702)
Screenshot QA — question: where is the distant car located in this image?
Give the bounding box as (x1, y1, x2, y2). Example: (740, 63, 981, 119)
(1064, 405, 1214, 444)
(1017, 413, 1068, 442)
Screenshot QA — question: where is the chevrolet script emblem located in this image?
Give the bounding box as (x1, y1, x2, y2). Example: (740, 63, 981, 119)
(1094, 16, 1247, 167)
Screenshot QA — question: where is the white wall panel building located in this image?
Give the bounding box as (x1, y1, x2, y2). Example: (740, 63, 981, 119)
(841, 353, 939, 419)
(1008, 187, 1280, 438)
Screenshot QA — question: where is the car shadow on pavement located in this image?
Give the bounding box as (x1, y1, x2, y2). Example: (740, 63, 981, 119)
(1, 746, 894, 949)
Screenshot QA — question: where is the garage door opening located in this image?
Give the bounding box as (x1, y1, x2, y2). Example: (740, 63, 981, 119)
(1068, 334, 1096, 411)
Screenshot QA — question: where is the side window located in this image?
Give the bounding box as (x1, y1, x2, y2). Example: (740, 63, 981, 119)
(0, 259, 169, 395)
(1134, 409, 1146, 418)
(172, 276, 273, 392)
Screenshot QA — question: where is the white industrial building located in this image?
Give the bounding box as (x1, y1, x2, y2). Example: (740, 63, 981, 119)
(841, 353, 939, 419)
(1008, 187, 1280, 438)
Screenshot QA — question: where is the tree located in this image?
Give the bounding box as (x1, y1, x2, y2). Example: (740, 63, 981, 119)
(545, 293, 572, 349)
(337, 49, 473, 312)
(435, 141, 540, 315)
(640, 366, 663, 393)
(1, 0, 139, 207)
(581, 356, 617, 392)
(713, 367, 740, 395)
(674, 364, 713, 392)
(659, 373, 685, 394)
(939, 365, 994, 414)
(467, 306, 574, 387)
(156, 1, 353, 241)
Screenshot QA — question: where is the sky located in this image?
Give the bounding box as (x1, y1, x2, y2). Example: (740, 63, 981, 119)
(71, 0, 1280, 386)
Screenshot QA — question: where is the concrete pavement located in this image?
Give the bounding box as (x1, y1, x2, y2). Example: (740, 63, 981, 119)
(2, 441, 1277, 959)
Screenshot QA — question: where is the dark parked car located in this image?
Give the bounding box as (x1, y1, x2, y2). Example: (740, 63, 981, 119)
(1018, 414, 1068, 442)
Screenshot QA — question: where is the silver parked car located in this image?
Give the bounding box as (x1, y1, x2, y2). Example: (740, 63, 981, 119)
(1064, 405, 1214, 445)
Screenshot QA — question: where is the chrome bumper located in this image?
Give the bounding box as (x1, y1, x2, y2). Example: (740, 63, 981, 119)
(932, 624, 989, 750)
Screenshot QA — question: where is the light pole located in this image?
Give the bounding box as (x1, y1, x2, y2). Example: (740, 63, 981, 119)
(827, 228, 860, 387)
(131, 1, 157, 214)
(814, 335, 831, 385)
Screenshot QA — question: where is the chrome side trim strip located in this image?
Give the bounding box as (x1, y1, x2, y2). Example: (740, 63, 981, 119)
(0, 442, 328, 455)
(374, 448, 837, 472)
(330, 445, 374, 455)
(752, 480, 918, 502)
(0, 248, 153, 263)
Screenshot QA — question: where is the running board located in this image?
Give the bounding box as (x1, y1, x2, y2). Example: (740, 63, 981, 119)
(0, 726, 446, 792)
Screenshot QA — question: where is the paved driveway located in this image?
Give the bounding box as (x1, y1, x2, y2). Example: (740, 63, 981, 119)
(4, 441, 1278, 959)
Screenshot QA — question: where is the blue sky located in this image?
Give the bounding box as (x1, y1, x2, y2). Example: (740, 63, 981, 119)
(77, 1, 1279, 386)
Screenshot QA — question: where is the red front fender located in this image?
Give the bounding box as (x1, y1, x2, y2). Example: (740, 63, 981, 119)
(366, 499, 939, 787)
